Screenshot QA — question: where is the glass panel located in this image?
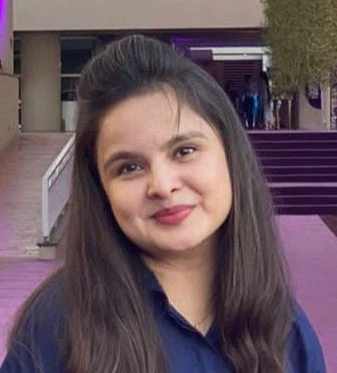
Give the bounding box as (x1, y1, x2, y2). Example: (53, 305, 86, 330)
(61, 77, 79, 101)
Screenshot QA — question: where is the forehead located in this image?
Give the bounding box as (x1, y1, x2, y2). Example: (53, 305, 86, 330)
(98, 90, 214, 146)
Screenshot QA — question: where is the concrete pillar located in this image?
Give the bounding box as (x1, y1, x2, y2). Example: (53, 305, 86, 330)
(321, 85, 331, 130)
(0, 0, 13, 74)
(21, 33, 61, 132)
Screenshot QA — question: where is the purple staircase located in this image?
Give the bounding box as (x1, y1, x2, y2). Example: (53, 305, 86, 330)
(248, 131, 337, 214)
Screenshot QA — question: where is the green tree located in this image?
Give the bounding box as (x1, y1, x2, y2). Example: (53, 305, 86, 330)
(263, 0, 337, 95)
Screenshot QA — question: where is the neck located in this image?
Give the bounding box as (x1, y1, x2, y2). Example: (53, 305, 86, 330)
(142, 244, 216, 335)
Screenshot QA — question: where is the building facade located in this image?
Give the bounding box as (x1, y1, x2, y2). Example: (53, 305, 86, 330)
(13, 0, 335, 132)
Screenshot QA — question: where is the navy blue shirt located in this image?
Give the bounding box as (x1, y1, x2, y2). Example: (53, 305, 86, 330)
(0, 271, 326, 373)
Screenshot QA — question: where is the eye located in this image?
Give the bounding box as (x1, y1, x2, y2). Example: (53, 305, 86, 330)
(175, 146, 197, 159)
(117, 163, 142, 176)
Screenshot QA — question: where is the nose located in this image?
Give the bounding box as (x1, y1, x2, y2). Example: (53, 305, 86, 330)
(146, 162, 182, 199)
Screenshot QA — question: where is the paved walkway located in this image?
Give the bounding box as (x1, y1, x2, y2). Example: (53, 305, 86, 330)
(278, 215, 337, 372)
(0, 133, 71, 259)
(0, 216, 336, 370)
(0, 259, 57, 361)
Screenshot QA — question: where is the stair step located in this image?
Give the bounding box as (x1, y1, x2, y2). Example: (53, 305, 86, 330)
(273, 195, 337, 205)
(260, 157, 337, 166)
(248, 131, 337, 214)
(266, 174, 337, 183)
(256, 149, 337, 157)
(263, 165, 337, 175)
(275, 204, 337, 215)
(254, 141, 337, 150)
(248, 130, 337, 141)
(270, 187, 337, 196)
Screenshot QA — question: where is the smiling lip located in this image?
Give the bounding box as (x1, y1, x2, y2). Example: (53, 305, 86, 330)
(152, 205, 194, 225)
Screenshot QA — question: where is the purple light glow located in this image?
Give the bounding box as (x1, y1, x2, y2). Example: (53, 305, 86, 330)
(0, 0, 8, 59)
(171, 36, 263, 49)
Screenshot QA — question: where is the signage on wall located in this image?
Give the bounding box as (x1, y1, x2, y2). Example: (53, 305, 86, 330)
(331, 84, 337, 129)
(305, 83, 322, 110)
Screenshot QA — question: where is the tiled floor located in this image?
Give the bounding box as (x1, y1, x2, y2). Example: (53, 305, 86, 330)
(0, 216, 336, 370)
(277, 215, 337, 372)
(0, 259, 58, 362)
(0, 134, 336, 371)
(0, 133, 71, 259)
(0, 133, 70, 361)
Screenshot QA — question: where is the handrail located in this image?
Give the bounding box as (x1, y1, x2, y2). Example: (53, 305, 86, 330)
(41, 134, 75, 240)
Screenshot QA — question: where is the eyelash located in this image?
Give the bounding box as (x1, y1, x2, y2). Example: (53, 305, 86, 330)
(115, 146, 198, 177)
(117, 163, 142, 176)
(174, 145, 198, 158)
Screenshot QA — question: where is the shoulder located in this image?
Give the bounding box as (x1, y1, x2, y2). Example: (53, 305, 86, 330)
(287, 304, 326, 373)
(0, 272, 67, 373)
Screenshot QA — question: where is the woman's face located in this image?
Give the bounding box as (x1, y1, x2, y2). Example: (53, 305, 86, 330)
(96, 90, 232, 258)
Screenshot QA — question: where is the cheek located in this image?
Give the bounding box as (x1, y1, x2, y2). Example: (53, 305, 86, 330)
(194, 157, 231, 192)
(200, 160, 232, 207)
(105, 183, 143, 220)
(216, 163, 232, 200)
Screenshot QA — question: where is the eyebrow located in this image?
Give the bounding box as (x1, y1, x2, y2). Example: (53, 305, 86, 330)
(102, 130, 207, 172)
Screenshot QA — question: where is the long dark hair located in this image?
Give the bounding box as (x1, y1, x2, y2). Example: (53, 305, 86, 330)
(8, 35, 294, 373)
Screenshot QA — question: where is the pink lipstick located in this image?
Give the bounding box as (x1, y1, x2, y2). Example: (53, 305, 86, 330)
(152, 206, 194, 225)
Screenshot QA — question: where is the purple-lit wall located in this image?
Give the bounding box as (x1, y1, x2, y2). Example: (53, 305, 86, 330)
(0, 0, 12, 74)
(0, 0, 17, 154)
(0, 0, 7, 58)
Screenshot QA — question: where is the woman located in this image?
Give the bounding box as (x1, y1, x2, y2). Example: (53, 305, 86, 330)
(242, 74, 259, 129)
(0, 35, 325, 373)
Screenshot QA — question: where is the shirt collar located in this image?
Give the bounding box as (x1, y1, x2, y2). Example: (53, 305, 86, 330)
(142, 265, 169, 317)
(141, 263, 222, 350)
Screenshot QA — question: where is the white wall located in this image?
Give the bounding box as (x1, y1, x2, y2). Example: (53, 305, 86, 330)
(0, 74, 19, 153)
(14, 0, 263, 31)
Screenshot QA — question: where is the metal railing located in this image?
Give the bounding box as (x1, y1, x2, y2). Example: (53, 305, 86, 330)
(41, 135, 75, 241)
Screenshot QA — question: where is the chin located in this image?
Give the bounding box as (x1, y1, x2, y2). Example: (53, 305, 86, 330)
(153, 240, 203, 254)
